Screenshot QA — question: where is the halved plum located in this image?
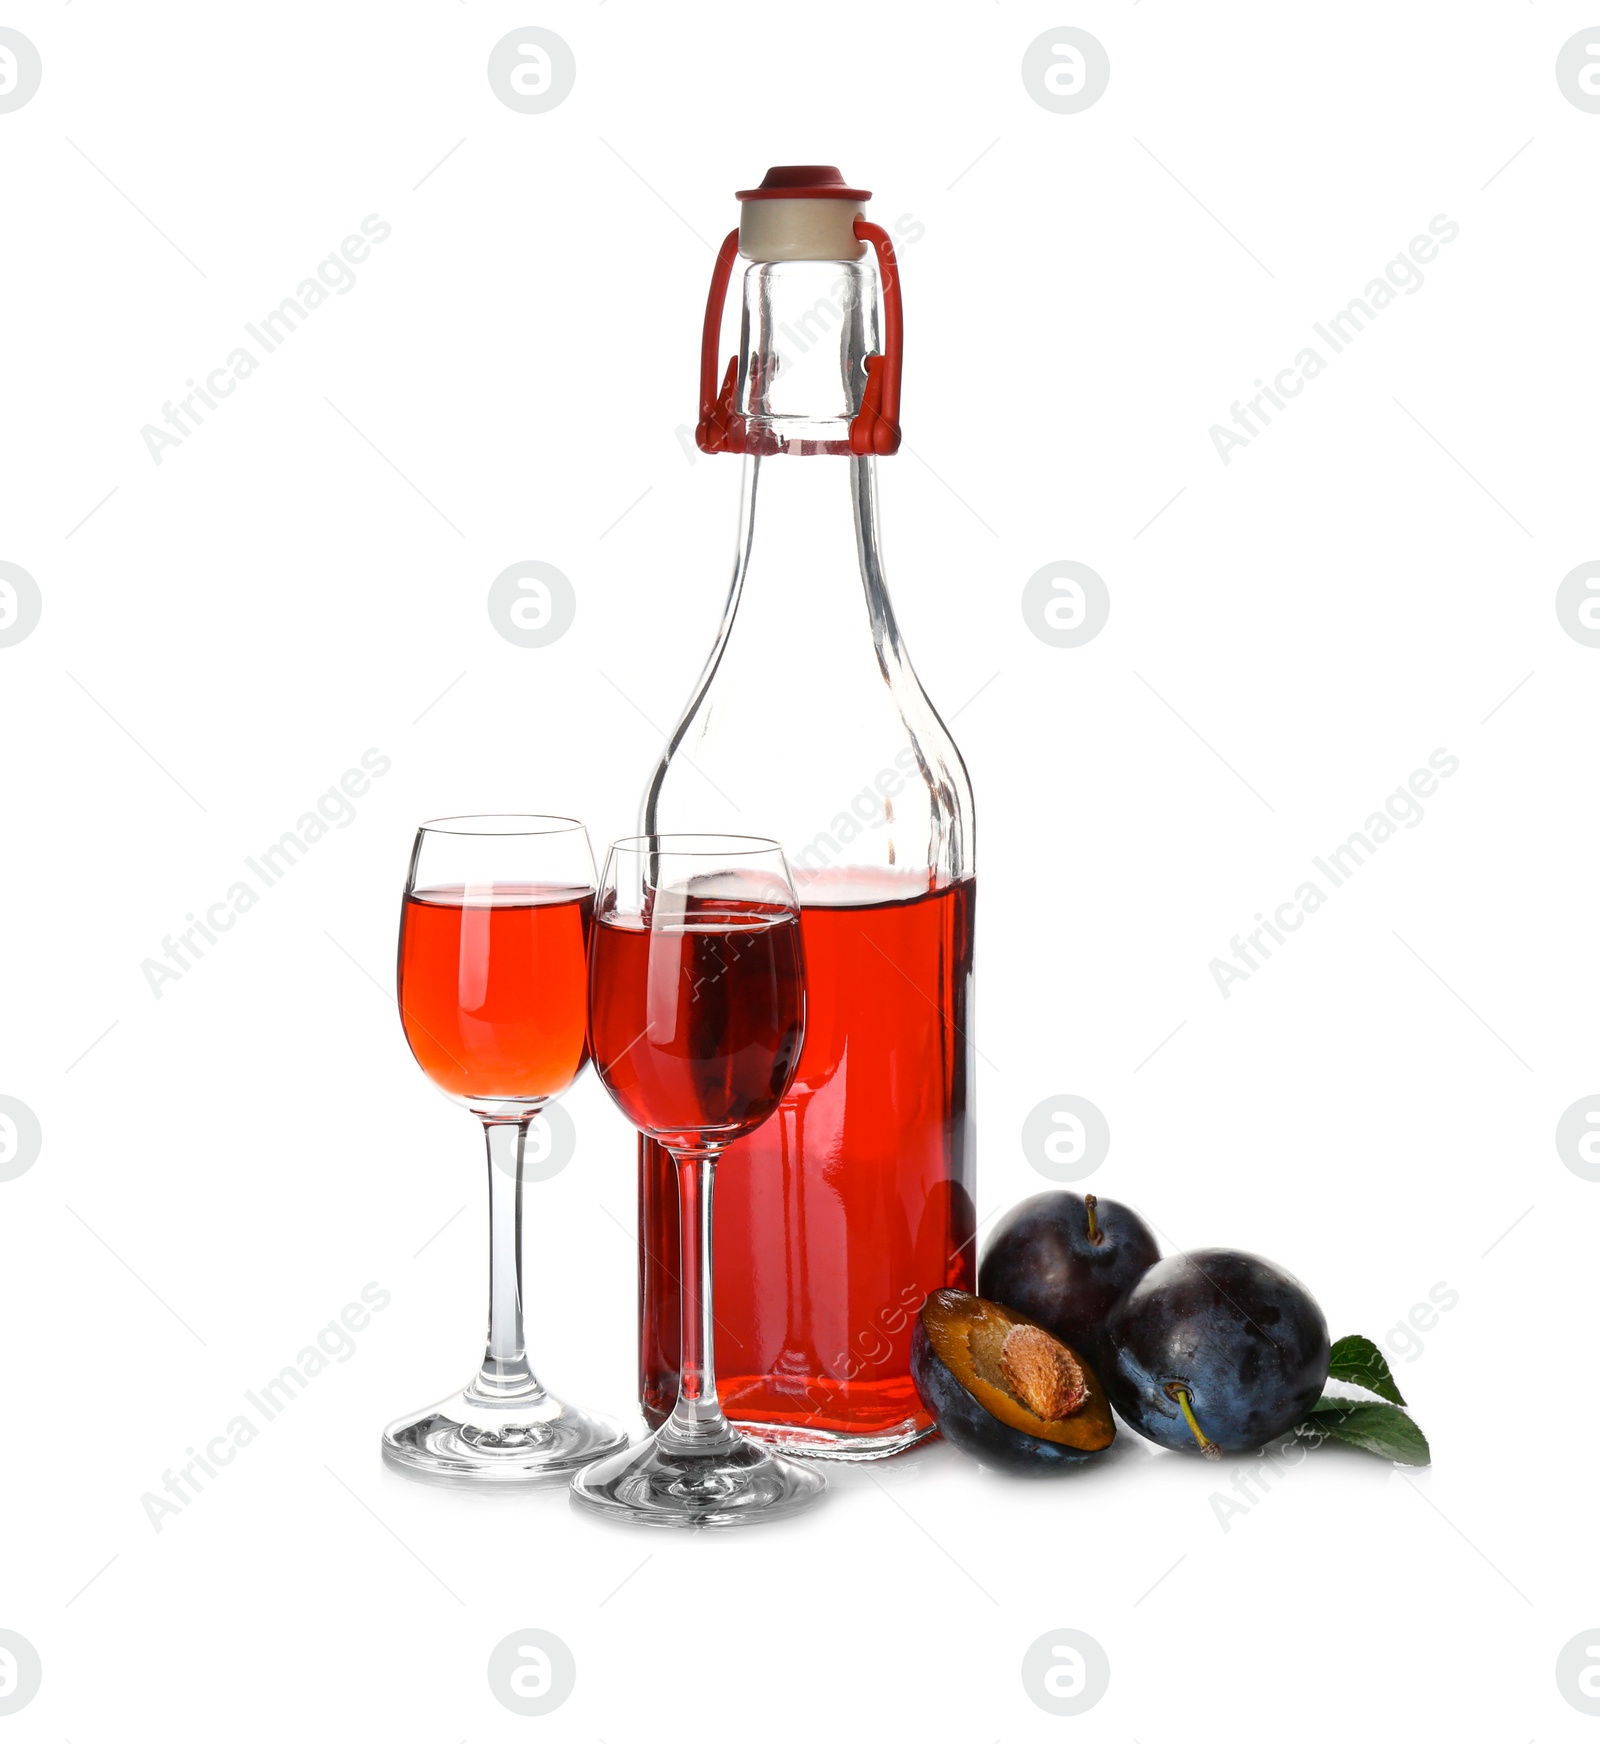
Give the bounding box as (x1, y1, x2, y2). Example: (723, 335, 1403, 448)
(911, 1289, 1115, 1474)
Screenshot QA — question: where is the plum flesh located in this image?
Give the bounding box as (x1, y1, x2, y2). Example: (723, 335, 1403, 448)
(911, 1289, 1115, 1475)
(1102, 1249, 1330, 1455)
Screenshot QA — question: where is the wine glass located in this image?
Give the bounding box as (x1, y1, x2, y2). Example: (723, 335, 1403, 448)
(572, 834, 825, 1527)
(383, 815, 627, 1482)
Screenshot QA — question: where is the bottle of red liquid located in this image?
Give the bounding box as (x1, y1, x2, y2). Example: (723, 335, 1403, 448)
(637, 167, 976, 1458)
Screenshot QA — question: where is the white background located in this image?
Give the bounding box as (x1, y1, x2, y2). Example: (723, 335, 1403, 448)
(3, 2, 1596, 1736)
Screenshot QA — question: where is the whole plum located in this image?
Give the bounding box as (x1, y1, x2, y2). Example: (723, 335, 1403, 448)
(1102, 1249, 1330, 1456)
(979, 1191, 1160, 1368)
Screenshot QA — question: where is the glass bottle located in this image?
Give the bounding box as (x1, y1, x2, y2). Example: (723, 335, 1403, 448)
(637, 167, 976, 1458)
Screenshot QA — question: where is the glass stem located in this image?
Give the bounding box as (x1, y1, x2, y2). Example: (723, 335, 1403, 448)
(662, 1149, 736, 1452)
(473, 1117, 541, 1401)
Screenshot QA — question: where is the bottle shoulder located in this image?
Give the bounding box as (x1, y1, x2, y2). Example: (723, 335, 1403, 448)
(643, 643, 973, 880)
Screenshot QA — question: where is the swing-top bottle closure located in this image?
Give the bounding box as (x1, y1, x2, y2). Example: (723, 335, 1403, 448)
(695, 166, 903, 458)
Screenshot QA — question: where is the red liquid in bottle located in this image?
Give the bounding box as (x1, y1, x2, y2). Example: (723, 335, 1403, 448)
(589, 902, 805, 1152)
(638, 873, 975, 1444)
(397, 884, 592, 1099)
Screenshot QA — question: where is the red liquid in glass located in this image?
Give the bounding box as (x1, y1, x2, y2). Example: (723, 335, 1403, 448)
(589, 902, 804, 1154)
(638, 874, 976, 1442)
(397, 884, 592, 1099)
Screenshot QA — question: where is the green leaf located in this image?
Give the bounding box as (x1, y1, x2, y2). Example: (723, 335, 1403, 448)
(1327, 1333, 1406, 1406)
(1304, 1400, 1431, 1466)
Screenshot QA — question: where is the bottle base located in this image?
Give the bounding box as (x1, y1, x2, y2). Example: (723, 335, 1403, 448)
(733, 1416, 939, 1462)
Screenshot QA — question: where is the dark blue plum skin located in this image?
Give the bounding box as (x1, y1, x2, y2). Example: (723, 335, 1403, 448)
(1103, 1249, 1330, 1454)
(910, 1320, 1101, 1475)
(978, 1192, 1160, 1369)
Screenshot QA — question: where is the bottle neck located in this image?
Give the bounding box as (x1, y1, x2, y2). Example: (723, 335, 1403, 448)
(736, 256, 878, 455)
(726, 252, 901, 647)
(730, 449, 904, 662)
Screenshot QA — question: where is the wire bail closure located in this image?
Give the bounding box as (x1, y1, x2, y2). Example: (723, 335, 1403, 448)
(695, 219, 904, 457)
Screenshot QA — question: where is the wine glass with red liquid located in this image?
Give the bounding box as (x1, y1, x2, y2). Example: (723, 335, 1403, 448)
(383, 815, 626, 1482)
(572, 834, 825, 1527)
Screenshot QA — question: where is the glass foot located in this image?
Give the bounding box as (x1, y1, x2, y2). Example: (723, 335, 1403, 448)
(569, 1428, 826, 1528)
(383, 1385, 627, 1484)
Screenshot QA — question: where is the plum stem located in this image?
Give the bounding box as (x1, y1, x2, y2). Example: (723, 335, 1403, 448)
(1084, 1193, 1103, 1246)
(1168, 1384, 1220, 1460)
